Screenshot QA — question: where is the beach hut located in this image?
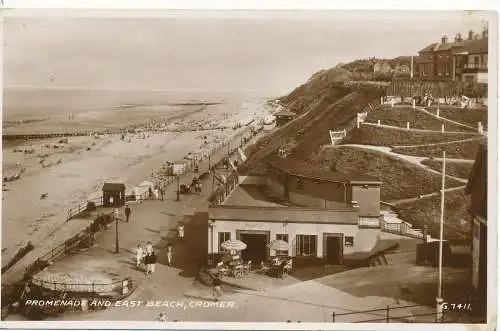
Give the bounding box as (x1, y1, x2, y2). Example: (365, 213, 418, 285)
(102, 183, 126, 207)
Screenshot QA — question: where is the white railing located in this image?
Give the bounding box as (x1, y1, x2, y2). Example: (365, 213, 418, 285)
(358, 217, 380, 228)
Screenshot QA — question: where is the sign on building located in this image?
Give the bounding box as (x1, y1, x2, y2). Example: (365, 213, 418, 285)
(172, 163, 184, 175)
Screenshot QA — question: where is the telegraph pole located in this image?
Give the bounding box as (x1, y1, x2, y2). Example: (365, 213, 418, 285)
(436, 150, 446, 321)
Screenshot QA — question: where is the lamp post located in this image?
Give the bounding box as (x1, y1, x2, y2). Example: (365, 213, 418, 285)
(209, 220, 215, 265)
(176, 175, 180, 201)
(114, 208, 120, 254)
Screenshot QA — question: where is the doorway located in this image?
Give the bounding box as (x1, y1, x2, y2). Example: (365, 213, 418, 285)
(237, 230, 270, 263)
(324, 233, 343, 265)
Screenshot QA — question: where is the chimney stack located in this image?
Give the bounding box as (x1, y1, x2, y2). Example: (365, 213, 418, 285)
(468, 30, 474, 40)
(455, 33, 463, 42)
(482, 27, 488, 39)
(441, 35, 448, 44)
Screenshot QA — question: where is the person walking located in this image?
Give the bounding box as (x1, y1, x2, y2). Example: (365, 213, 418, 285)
(166, 245, 173, 267)
(159, 186, 164, 201)
(212, 275, 222, 301)
(150, 251, 157, 274)
(177, 223, 185, 240)
(125, 204, 131, 223)
(135, 244, 144, 268)
(146, 241, 154, 254)
(144, 252, 152, 275)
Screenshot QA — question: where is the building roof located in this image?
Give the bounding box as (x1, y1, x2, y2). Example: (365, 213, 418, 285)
(274, 110, 296, 117)
(102, 183, 126, 191)
(267, 157, 382, 185)
(209, 205, 359, 225)
(465, 143, 487, 221)
(418, 38, 487, 54)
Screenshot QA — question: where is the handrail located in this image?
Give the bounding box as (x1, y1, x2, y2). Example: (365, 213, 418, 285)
(31, 275, 132, 295)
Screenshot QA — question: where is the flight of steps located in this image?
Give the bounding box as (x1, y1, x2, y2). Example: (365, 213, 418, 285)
(369, 247, 418, 267)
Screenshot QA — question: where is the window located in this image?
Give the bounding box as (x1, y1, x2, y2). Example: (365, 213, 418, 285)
(218, 232, 230, 251)
(296, 179, 304, 190)
(296, 235, 317, 257)
(474, 56, 480, 65)
(276, 234, 289, 255)
(345, 236, 354, 246)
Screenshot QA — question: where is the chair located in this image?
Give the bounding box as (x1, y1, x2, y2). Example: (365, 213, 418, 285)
(260, 261, 270, 274)
(232, 264, 244, 278)
(243, 261, 252, 274)
(216, 262, 229, 277)
(284, 259, 293, 275)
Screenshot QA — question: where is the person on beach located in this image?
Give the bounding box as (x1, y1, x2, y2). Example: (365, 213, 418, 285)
(125, 204, 131, 223)
(135, 244, 144, 268)
(144, 252, 152, 275)
(166, 244, 173, 266)
(148, 187, 153, 199)
(154, 186, 160, 200)
(212, 276, 222, 301)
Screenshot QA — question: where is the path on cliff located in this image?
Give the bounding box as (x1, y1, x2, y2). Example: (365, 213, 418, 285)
(336, 144, 468, 184)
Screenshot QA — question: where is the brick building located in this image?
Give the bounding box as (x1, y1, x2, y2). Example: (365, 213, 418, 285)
(415, 28, 488, 82)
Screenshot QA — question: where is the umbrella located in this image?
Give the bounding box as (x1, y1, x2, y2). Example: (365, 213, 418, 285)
(221, 240, 247, 251)
(267, 240, 289, 251)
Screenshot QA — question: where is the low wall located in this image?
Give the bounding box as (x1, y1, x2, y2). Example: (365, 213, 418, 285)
(238, 176, 268, 185)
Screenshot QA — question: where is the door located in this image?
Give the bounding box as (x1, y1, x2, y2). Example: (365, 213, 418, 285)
(237, 230, 270, 263)
(326, 236, 343, 265)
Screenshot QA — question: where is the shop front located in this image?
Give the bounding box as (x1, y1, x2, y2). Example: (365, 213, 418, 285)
(208, 205, 360, 265)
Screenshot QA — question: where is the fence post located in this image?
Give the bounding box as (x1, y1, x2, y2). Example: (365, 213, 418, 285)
(92, 282, 94, 294)
(436, 108, 440, 118)
(332, 312, 336, 322)
(386, 305, 390, 322)
(441, 124, 445, 133)
(406, 122, 410, 130)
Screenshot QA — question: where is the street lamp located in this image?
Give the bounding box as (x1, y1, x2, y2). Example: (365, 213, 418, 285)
(176, 175, 180, 201)
(114, 208, 120, 254)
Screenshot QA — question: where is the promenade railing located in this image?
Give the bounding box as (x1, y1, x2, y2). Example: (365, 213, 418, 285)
(31, 276, 133, 296)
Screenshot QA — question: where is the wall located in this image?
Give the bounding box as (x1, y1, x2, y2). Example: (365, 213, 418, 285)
(208, 219, 360, 258)
(349, 185, 380, 216)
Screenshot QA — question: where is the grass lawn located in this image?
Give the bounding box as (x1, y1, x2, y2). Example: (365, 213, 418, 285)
(341, 126, 479, 147)
(392, 137, 486, 160)
(430, 106, 488, 129)
(306, 147, 464, 201)
(394, 189, 470, 241)
(421, 159, 473, 179)
(366, 106, 473, 132)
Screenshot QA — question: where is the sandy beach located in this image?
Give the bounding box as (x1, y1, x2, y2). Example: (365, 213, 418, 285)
(1, 95, 275, 267)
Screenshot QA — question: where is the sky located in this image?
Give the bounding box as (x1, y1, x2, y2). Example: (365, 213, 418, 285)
(3, 10, 490, 95)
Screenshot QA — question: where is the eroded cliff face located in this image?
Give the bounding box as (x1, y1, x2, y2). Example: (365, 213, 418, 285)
(242, 67, 385, 173)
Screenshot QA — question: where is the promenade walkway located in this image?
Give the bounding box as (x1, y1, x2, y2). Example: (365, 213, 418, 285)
(2, 126, 258, 288)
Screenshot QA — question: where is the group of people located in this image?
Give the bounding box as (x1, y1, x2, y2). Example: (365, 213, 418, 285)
(135, 241, 157, 275)
(148, 185, 165, 201)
